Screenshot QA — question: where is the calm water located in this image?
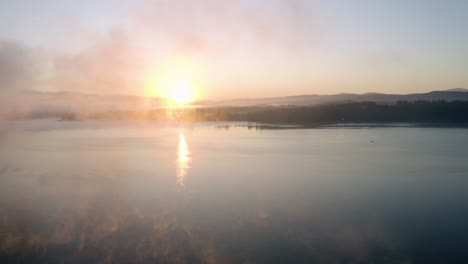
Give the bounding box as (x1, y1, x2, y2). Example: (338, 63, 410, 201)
(1, 121, 468, 263)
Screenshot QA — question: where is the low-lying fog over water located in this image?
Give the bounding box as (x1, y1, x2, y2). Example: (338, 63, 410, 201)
(1, 121, 468, 263)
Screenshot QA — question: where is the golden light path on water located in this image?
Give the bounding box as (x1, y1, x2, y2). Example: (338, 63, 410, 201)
(177, 132, 191, 188)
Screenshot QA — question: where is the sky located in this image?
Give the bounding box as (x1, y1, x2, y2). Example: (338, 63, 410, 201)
(0, 0, 467, 99)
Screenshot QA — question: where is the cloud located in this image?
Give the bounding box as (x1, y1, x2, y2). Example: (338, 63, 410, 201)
(0, 28, 150, 95)
(132, 0, 318, 55)
(0, 39, 41, 91)
(51, 27, 145, 94)
(0, 1, 321, 96)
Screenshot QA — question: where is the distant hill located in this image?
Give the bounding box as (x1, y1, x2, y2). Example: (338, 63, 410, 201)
(2, 89, 468, 118)
(214, 90, 468, 106)
(445, 88, 468, 92)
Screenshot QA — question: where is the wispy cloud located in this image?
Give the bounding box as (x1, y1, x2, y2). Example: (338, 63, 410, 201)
(51, 27, 144, 94)
(132, 0, 318, 55)
(0, 0, 321, 95)
(0, 40, 41, 91)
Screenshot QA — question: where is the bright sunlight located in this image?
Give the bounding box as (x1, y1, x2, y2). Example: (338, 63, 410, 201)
(147, 58, 199, 105)
(167, 79, 196, 104)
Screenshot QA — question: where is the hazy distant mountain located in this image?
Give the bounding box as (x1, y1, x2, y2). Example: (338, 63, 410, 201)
(445, 88, 468, 92)
(2, 89, 468, 118)
(213, 90, 468, 106)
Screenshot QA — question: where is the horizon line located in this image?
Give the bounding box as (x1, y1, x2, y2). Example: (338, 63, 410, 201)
(10, 87, 468, 101)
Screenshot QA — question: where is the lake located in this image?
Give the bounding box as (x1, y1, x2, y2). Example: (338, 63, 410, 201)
(1, 121, 468, 263)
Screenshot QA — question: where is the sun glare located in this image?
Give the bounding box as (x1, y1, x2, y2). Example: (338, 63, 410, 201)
(168, 79, 196, 104)
(147, 58, 200, 105)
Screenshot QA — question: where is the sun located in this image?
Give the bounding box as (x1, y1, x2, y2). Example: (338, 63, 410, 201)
(146, 57, 200, 105)
(167, 79, 196, 104)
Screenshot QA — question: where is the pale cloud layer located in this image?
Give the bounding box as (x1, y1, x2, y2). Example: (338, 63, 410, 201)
(0, 0, 467, 98)
(0, 40, 41, 91)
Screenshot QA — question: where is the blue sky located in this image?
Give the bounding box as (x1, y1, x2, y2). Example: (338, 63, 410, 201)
(0, 0, 467, 98)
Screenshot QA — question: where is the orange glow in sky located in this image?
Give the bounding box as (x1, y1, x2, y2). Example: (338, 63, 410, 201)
(146, 57, 200, 104)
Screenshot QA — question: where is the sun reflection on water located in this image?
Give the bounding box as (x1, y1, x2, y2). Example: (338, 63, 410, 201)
(177, 132, 191, 188)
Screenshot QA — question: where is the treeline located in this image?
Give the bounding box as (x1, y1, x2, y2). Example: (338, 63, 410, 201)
(229, 100, 468, 125)
(9, 100, 468, 125)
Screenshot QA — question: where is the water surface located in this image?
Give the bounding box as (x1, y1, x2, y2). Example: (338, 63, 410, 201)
(1, 121, 468, 263)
